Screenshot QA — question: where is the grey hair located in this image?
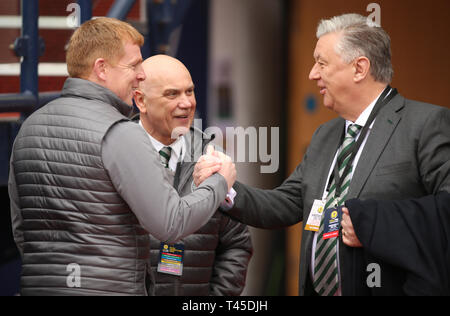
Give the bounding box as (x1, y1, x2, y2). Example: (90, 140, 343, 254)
(316, 13, 393, 83)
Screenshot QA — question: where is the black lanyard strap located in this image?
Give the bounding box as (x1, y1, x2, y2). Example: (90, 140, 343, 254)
(332, 86, 398, 197)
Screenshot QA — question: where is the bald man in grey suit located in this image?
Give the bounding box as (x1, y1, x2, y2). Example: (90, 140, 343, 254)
(194, 13, 450, 296)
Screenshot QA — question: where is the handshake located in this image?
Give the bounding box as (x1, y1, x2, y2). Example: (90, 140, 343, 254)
(194, 145, 236, 192)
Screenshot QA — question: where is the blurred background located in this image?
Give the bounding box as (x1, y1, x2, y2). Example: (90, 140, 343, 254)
(0, 0, 449, 296)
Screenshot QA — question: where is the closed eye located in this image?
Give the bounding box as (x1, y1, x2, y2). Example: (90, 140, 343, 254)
(186, 87, 195, 96)
(164, 89, 180, 98)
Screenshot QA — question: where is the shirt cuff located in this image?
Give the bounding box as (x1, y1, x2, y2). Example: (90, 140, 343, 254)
(220, 187, 236, 211)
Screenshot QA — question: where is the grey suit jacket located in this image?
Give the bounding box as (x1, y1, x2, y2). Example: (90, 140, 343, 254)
(228, 93, 450, 295)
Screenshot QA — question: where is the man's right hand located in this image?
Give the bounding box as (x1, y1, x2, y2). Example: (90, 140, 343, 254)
(194, 145, 236, 191)
(214, 149, 236, 192)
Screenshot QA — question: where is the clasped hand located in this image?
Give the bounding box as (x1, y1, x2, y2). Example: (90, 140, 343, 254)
(193, 145, 236, 191)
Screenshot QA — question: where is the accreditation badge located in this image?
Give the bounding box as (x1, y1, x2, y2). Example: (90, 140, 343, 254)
(322, 206, 343, 240)
(305, 199, 325, 232)
(157, 242, 185, 276)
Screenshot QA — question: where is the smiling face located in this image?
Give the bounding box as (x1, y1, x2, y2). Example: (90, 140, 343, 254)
(104, 41, 146, 105)
(135, 56, 196, 145)
(308, 32, 356, 115)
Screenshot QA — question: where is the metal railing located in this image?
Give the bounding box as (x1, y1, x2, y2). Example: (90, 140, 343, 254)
(0, 0, 39, 114)
(0, 0, 192, 116)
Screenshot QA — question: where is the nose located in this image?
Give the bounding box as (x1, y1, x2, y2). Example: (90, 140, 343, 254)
(309, 63, 320, 81)
(136, 64, 146, 81)
(178, 94, 195, 109)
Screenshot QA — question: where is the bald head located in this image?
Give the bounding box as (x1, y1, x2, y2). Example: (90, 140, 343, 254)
(134, 55, 196, 145)
(139, 55, 191, 92)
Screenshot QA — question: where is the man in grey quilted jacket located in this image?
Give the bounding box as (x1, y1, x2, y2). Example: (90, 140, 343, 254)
(8, 17, 235, 296)
(133, 55, 252, 296)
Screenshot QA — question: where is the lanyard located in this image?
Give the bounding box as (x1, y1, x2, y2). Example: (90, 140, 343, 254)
(330, 86, 398, 198)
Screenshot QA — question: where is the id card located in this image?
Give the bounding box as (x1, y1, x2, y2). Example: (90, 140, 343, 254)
(305, 199, 325, 232)
(157, 243, 184, 276)
(322, 206, 343, 240)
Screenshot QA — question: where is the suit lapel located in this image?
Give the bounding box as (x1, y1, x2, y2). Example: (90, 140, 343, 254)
(349, 94, 405, 198)
(314, 119, 346, 199)
(176, 128, 210, 192)
(176, 131, 196, 192)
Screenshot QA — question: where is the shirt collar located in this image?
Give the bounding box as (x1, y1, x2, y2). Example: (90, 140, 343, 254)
(138, 120, 186, 163)
(345, 87, 391, 132)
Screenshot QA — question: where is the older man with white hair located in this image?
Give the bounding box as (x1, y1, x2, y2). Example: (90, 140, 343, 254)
(195, 13, 450, 296)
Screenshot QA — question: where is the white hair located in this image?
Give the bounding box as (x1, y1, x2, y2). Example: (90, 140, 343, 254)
(316, 13, 393, 83)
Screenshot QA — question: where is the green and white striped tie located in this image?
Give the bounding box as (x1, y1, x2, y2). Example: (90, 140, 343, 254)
(159, 146, 172, 169)
(313, 123, 362, 296)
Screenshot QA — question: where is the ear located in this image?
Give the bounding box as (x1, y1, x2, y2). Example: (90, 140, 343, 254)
(92, 58, 107, 82)
(353, 56, 371, 83)
(133, 89, 147, 113)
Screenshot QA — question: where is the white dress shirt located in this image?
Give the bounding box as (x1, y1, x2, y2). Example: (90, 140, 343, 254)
(139, 121, 186, 173)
